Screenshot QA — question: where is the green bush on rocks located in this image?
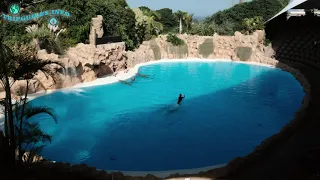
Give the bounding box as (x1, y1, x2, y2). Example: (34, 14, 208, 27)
(166, 34, 185, 46)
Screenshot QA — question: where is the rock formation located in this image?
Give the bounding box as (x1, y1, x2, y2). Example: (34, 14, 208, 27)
(0, 30, 277, 96)
(89, 15, 104, 46)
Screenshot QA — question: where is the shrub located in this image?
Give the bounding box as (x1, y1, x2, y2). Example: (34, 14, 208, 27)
(264, 38, 272, 46)
(189, 23, 215, 36)
(166, 33, 185, 46)
(241, 16, 264, 34)
(213, 20, 236, 36)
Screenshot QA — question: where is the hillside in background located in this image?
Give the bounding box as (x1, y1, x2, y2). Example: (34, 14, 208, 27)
(204, 0, 289, 33)
(189, 0, 289, 36)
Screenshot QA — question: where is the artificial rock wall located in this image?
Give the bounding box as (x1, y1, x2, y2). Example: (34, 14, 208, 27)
(7, 30, 276, 95)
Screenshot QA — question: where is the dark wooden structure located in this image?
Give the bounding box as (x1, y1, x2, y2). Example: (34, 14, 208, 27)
(96, 36, 122, 45)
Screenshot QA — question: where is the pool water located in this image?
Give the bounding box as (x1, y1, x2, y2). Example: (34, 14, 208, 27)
(30, 61, 305, 171)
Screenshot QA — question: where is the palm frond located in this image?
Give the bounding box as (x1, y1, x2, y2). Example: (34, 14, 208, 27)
(0, 98, 5, 106)
(13, 57, 65, 81)
(24, 106, 57, 124)
(23, 124, 52, 144)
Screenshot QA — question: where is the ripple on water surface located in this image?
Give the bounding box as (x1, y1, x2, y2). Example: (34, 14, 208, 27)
(30, 61, 305, 171)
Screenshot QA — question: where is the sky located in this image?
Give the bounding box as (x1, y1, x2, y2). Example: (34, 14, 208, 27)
(126, 0, 237, 17)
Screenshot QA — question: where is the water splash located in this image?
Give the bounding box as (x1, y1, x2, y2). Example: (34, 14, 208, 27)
(60, 88, 88, 97)
(66, 66, 77, 77)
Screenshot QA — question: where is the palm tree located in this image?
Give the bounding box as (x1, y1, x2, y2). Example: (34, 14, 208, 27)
(184, 13, 194, 31)
(12, 52, 64, 163)
(0, 35, 64, 163)
(146, 15, 163, 37)
(25, 24, 65, 54)
(174, 11, 188, 34)
(0, 37, 17, 163)
(13, 99, 57, 164)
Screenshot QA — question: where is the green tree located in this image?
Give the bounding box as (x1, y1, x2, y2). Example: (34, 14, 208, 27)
(0, 36, 17, 164)
(278, 0, 290, 6)
(189, 23, 215, 36)
(174, 10, 188, 34)
(0, 34, 63, 164)
(241, 16, 264, 34)
(13, 99, 57, 164)
(25, 24, 64, 54)
(156, 8, 179, 33)
(133, 8, 163, 41)
(11, 53, 63, 163)
(139, 6, 162, 20)
(184, 13, 194, 32)
(203, 0, 287, 34)
(31, 0, 138, 50)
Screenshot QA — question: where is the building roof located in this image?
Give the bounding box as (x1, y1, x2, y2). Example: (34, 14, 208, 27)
(266, 0, 307, 22)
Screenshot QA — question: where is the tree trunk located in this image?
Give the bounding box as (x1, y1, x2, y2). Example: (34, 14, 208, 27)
(18, 80, 29, 163)
(4, 72, 16, 163)
(4, 100, 8, 138)
(179, 18, 183, 34)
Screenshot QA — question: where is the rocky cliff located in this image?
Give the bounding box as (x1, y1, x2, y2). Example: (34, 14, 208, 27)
(4, 30, 276, 95)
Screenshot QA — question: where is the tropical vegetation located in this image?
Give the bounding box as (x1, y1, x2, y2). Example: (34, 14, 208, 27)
(0, 30, 63, 168)
(1, 0, 289, 55)
(166, 34, 185, 46)
(192, 0, 289, 36)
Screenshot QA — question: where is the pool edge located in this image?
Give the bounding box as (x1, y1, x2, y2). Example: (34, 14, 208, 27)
(103, 164, 227, 178)
(0, 58, 311, 180)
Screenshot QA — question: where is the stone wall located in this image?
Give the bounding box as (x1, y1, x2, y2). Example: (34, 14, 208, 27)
(5, 30, 275, 95)
(89, 15, 104, 46)
(126, 30, 271, 67)
(10, 42, 127, 95)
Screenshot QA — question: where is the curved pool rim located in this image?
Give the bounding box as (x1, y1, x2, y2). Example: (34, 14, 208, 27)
(0, 59, 305, 178)
(104, 163, 227, 178)
(0, 58, 277, 109)
(0, 58, 276, 126)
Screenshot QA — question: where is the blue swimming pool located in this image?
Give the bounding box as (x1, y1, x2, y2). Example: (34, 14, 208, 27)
(30, 61, 304, 171)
